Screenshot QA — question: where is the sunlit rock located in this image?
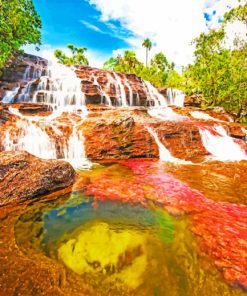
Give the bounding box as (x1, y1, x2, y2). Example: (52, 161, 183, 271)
(0, 151, 75, 205)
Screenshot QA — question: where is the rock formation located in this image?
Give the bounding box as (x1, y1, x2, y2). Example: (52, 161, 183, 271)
(0, 151, 75, 206)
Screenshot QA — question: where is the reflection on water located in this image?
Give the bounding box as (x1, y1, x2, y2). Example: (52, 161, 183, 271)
(14, 188, 245, 296)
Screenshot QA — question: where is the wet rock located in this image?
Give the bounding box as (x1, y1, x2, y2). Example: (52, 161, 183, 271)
(0, 53, 48, 101)
(0, 151, 75, 206)
(83, 107, 208, 161)
(75, 66, 150, 106)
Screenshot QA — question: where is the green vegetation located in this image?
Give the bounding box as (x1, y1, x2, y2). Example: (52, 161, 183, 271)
(54, 44, 89, 66)
(183, 1, 247, 121)
(104, 2, 247, 121)
(103, 50, 177, 87)
(0, 0, 41, 68)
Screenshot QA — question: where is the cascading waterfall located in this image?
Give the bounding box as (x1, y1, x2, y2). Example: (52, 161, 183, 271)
(199, 125, 247, 161)
(167, 88, 185, 107)
(123, 76, 133, 106)
(2, 87, 20, 103)
(145, 126, 189, 164)
(112, 73, 128, 107)
(33, 62, 86, 111)
(1, 59, 246, 166)
(92, 74, 112, 105)
(3, 120, 57, 159)
(143, 81, 187, 121)
(2, 60, 91, 169)
(143, 80, 167, 107)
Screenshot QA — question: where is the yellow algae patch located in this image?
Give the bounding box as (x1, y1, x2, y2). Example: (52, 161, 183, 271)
(58, 222, 147, 289)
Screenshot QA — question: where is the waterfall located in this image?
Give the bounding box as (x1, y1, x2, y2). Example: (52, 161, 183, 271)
(112, 73, 128, 106)
(145, 126, 189, 164)
(199, 125, 247, 161)
(1, 60, 91, 169)
(33, 62, 86, 111)
(123, 77, 134, 106)
(17, 82, 32, 102)
(3, 120, 57, 159)
(142, 81, 187, 121)
(143, 80, 167, 107)
(2, 87, 20, 103)
(92, 75, 112, 105)
(167, 88, 185, 107)
(23, 65, 31, 81)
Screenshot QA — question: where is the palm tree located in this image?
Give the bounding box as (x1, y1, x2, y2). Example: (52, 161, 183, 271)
(142, 38, 152, 67)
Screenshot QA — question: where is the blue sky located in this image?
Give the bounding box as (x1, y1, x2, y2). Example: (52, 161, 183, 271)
(33, 0, 130, 54)
(24, 0, 244, 68)
(27, 0, 132, 66)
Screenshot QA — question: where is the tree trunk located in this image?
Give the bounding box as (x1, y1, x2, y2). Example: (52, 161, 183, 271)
(146, 49, 148, 67)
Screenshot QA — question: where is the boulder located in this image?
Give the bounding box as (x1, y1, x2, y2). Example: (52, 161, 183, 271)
(0, 151, 75, 206)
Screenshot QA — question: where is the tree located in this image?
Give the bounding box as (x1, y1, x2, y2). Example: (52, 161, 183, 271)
(182, 2, 247, 121)
(0, 0, 42, 68)
(103, 49, 180, 88)
(142, 38, 152, 67)
(104, 50, 142, 74)
(151, 52, 169, 72)
(54, 44, 89, 66)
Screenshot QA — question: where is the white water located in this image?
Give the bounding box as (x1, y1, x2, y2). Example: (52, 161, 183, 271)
(33, 62, 86, 111)
(92, 75, 112, 105)
(167, 88, 185, 107)
(148, 107, 187, 122)
(123, 77, 134, 106)
(2, 60, 92, 169)
(190, 111, 223, 122)
(145, 126, 190, 164)
(112, 73, 128, 107)
(143, 80, 167, 107)
(3, 120, 57, 159)
(199, 125, 247, 161)
(2, 87, 20, 103)
(143, 82, 187, 122)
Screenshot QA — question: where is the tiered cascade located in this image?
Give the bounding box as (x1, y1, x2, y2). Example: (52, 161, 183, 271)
(0, 55, 246, 165)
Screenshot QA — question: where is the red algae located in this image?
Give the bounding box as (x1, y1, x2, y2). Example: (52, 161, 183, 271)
(84, 159, 247, 290)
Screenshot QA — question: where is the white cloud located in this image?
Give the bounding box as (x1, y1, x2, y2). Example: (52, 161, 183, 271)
(80, 20, 104, 33)
(88, 0, 244, 67)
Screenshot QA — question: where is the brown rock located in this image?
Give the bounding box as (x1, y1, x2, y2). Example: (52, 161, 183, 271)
(0, 151, 75, 206)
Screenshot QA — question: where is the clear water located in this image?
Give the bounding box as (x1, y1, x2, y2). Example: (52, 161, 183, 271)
(13, 161, 245, 296)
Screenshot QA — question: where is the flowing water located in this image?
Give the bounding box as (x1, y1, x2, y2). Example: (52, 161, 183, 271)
(199, 125, 247, 161)
(145, 126, 190, 164)
(167, 88, 185, 107)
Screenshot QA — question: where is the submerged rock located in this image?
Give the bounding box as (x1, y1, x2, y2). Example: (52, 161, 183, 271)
(0, 151, 75, 206)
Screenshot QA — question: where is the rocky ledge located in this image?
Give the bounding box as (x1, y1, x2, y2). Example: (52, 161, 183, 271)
(0, 151, 75, 206)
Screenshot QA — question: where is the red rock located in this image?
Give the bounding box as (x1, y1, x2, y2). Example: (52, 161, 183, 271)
(0, 151, 75, 206)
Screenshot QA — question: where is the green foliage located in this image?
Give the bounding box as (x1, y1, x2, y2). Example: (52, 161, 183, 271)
(104, 50, 177, 88)
(182, 2, 247, 121)
(54, 44, 89, 66)
(0, 0, 41, 68)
